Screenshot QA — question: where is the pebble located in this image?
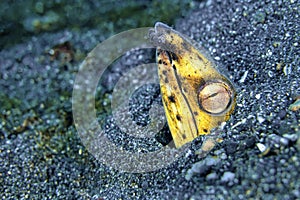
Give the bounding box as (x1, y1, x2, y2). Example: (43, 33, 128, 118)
(206, 172, 218, 181)
(239, 70, 248, 83)
(283, 134, 298, 142)
(257, 116, 265, 123)
(185, 156, 220, 180)
(256, 143, 268, 153)
(221, 172, 235, 182)
(220, 153, 227, 160)
(268, 134, 290, 147)
(255, 93, 261, 99)
(206, 157, 220, 167)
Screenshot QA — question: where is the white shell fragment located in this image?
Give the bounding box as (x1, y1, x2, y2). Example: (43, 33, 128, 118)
(256, 143, 268, 153)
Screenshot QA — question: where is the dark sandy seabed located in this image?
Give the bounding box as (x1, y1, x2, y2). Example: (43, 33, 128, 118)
(1, 0, 300, 199)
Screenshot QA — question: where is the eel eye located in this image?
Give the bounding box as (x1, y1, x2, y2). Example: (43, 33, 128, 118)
(198, 80, 234, 115)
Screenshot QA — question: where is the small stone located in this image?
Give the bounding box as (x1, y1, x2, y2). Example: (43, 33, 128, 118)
(279, 137, 289, 146)
(256, 143, 267, 152)
(220, 153, 227, 160)
(190, 161, 205, 173)
(257, 116, 265, 123)
(293, 189, 300, 198)
(185, 160, 208, 180)
(225, 141, 238, 154)
(239, 70, 248, 83)
(221, 172, 235, 182)
(244, 136, 256, 148)
(141, 181, 148, 189)
(213, 149, 223, 156)
(205, 157, 220, 167)
(185, 150, 192, 158)
(263, 184, 270, 192)
(35, 2, 44, 14)
(255, 93, 261, 99)
(231, 118, 247, 129)
(278, 110, 286, 119)
(283, 134, 298, 142)
(206, 172, 218, 181)
(251, 173, 259, 180)
(253, 11, 266, 24)
(268, 134, 290, 147)
(185, 170, 193, 181)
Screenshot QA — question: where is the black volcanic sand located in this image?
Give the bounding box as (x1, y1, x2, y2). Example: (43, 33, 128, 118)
(1, 1, 300, 199)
